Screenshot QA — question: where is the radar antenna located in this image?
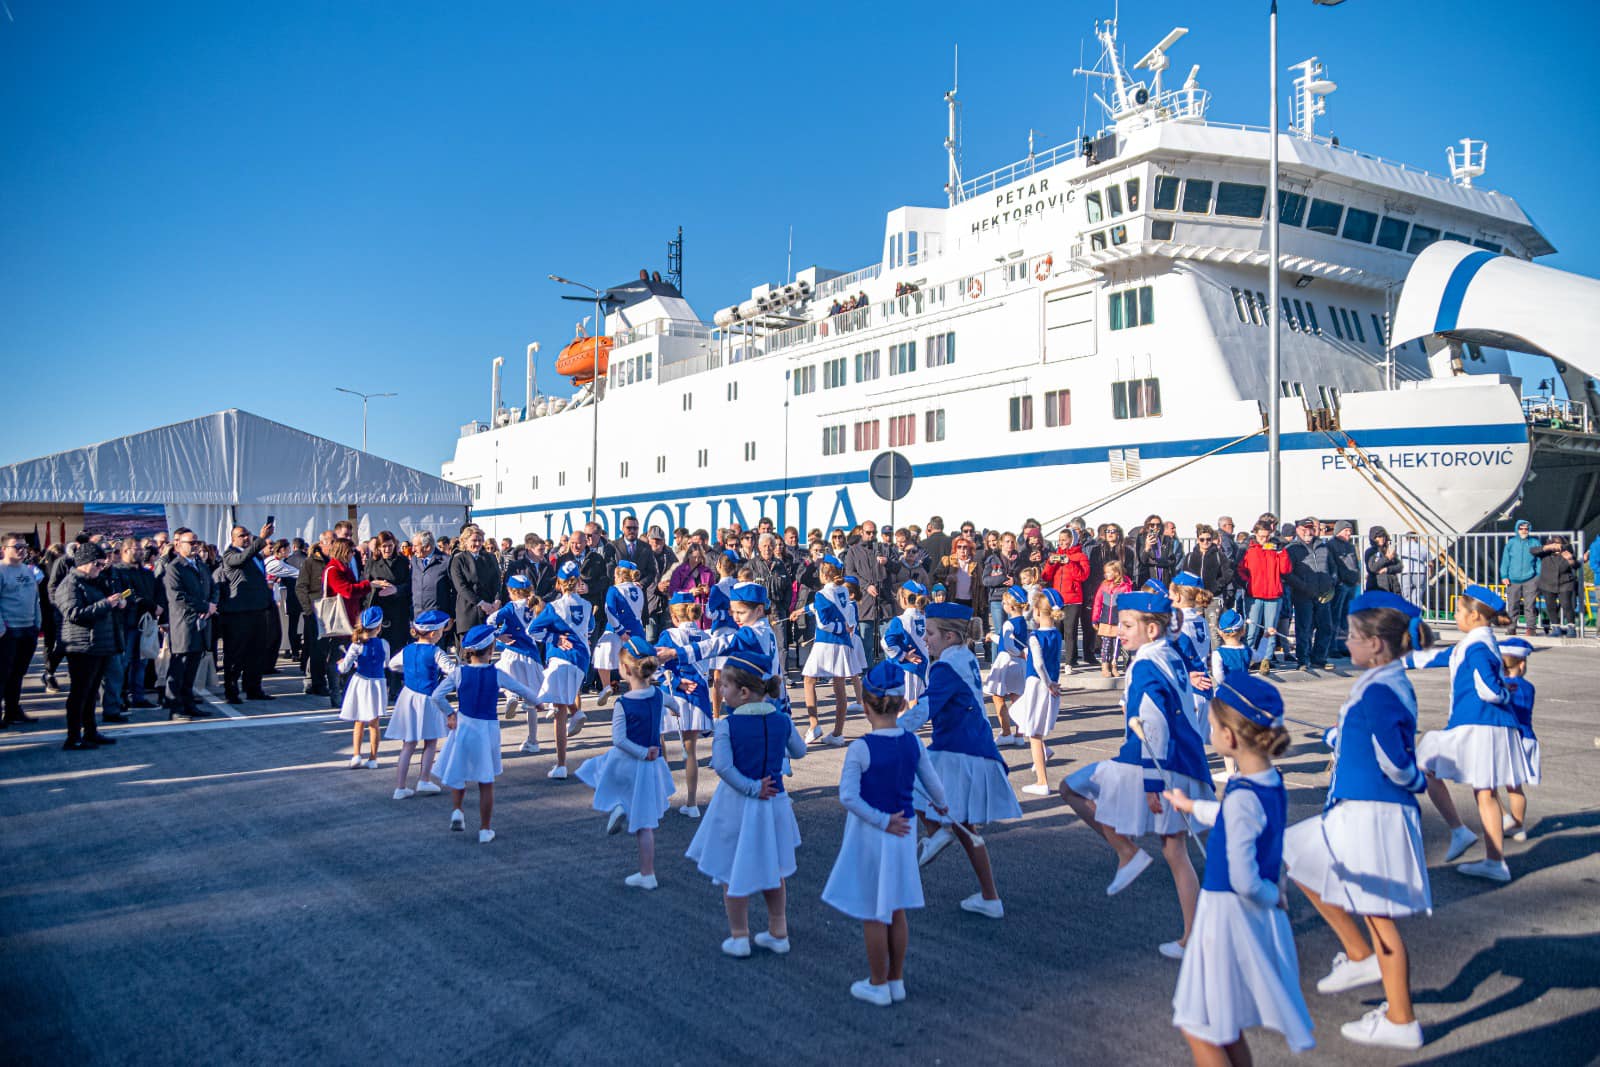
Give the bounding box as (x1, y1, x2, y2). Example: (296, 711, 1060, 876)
(1288, 57, 1336, 140)
(944, 46, 963, 205)
(1133, 27, 1187, 100)
(1447, 138, 1487, 187)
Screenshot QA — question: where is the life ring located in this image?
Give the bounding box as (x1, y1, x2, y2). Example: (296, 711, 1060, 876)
(1035, 255, 1053, 282)
(967, 277, 984, 300)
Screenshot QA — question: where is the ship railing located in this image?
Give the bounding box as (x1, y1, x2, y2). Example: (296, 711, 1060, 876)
(659, 348, 723, 384)
(611, 318, 715, 348)
(1522, 395, 1592, 435)
(1381, 529, 1589, 638)
(959, 138, 1084, 202)
(813, 263, 883, 301)
(1196, 121, 1458, 186)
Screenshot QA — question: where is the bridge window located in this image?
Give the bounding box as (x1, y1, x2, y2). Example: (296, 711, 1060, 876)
(1349, 309, 1366, 343)
(1086, 192, 1103, 224)
(1306, 198, 1343, 235)
(1445, 231, 1471, 245)
(1302, 302, 1320, 334)
(1376, 216, 1410, 251)
(1342, 208, 1378, 244)
(1277, 190, 1307, 227)
(1327, 305, 1345, 340)
(1181, 179, 1213, 213)
(1407, 224, 1440, 255)
(1090, 230, 1108, 251)
(1110, 225, 1128, 246)
(1215, 182, 1267, 218)
(1281, 297, 1301, 332)
(1153, 175, 1180, 211)
(1371, 313, 1389, 348)
(1106, 185, 1124, 217)
(1150, 220, 1174, 240)
(1473, 239, 1503, 253)
(1230, 287, 1251, 324)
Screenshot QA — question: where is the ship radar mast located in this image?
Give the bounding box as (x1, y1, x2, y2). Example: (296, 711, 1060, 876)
(1074, 18, 1206, 131)
(1288, 57, 1337, 140)
(1448, 138, 1488, 187)
(944, 46, 963, 206)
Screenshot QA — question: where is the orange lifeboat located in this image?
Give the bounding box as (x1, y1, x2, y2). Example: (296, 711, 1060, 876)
(555, 328, 612, 384)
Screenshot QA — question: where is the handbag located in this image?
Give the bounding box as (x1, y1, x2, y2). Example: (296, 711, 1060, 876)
(138, 614, 161, 660)
(315, 567, 354, 639)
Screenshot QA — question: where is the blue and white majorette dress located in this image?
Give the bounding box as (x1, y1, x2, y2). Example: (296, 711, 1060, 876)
(900, 645, 1023, 825)
(659, 622, 715, 733)
(881, 609, 929, 704)
(593, 582, 648, 671)
(1012, 626, 1063, 739)
(490, 601, 545, 700)
(1172, 620, 1212, 744)
(1172, 770, 1316, 1053)
(384, 643, 455, 741)
(803, 583, 857, 679)
(677, 617, 788, 713)
(821, 728, 947, 924)
(1509, 677, 1539, 784)
(337, 638, 390, 723)
(577, 686, 677, 831)
(685, 701, 807, 896)
(983, 613, 1028, 699)
(1282, 659, 1431, 916)
(1410, 627, 1533, 790)
(429, 664, 542, 787)
(845, 594, 869, 675)
(528, 594, 592, 707)
(1210, 645, 1252, 683)
(703, 577, 738, 672)
(1065, 638, 1216, 836)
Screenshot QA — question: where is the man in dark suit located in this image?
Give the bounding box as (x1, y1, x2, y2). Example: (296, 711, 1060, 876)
(920, 515, 953, 571)
(608, 516, 658, 590)
(448, 524, 502, 634)
(217, 521, 275, 703)
(162, 527, 216, 717)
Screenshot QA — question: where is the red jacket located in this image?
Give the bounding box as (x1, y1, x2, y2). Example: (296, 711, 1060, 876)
(1237, 542, 1292, 599)
(1043, 547, 1090, 606)
(323, 558, 372, 624)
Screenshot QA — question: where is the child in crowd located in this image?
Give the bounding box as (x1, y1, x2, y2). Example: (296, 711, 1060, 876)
(577, 637, 676, 889)
(1210, 610, 1252, 781)
(1497, 636, 1538, 841)
(685, 634, 808, 958)
(1017, 565, 1043, 604)
(930, 584, 948, 605)
(798, 555, 857, 747)
(658, 591, 714, 817)
(1060, 591, 1214, 959)
(489, 576, 544, 744)
(703, 550, 741, 719)
(881, 581, 930, 705)
(983, 587, 1028, 747)
(337, 606, 389, 769)
(1092, 560, 1132, 678)
(1167, 674, 1315, 1062)
(384, 609, 455, 798)
(1014, 589, 1065, 797)
(1285, 591, 1432, 1051)
(843, 576, 869, 712)
(593, 560, 648, 706)
(427, 624, 543, 844)
(528, 560, 593, 779)
(821, 660, 949, 1006)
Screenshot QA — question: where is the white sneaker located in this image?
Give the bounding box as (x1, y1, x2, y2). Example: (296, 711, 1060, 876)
(1107, 850, 1153, 896)
(567, 710, 587, 736)
(624, 872, 658, 890)
(753, 931, 791, 954)
(503, 696, 521, 720)
(1044, 745, 1055, 759)
(918, 826, 956, 868)
(416, 780, 441, 795)
(959, 893, 1004, 919)
(824, 732, 848, 747)
(678, 805, 702, 819)
(888, 979, 906, 1003)
(520, 738, 542, 755)
(365, 758, 378, 769)
(850, 979, 892, 1006)
(804, 725, 825, 745)
(1502, 813, 1527, 841)
(392, 787, 415, 800)
(348, 755, 363, 769)
(1457, 858, 1511, 883)
(547, 765, 569, 780)
(607, 804, 628, 835)
(1021, 783, 1051, 797)
(1316, 951, 1382, 994)
(478, 829, 495, 844)
(721, 936, 751, 958)
(1158, 941, 1185, 960)
(1444, 825, 1478, 862)
(595, 684, 614, 708)
(1340, 1003, 1424, 1050)
(846, 702, 863, 714)
(450, 809, 465, 831)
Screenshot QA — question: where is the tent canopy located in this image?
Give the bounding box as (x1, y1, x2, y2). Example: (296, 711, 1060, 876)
(0, 409, 470, 545)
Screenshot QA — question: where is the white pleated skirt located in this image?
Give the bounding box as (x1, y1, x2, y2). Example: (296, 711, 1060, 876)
(499, 653, 544, 702)
(1523, 736, 1541, 785)
(384, 687, 448, 742)
(685, 785, 801, 898)
(902, 672, 925, 705)
(821, 813, 924, 924)
(1283, 801, 1431, 918)
(1171, 891, 1316, 1053)
(848, 632, 867, 674)
(576, 748, 676, 832)
(804, 641, 857, 679)
(665, 693, 714, 735)
(914, 750, 1021, 826)
(983, 652, 1024, 697)
(338, 675, 387, 723)
(538, 660, 584, 707)
(1418, 723, 1535, 791)
(592, 632, 623, 670)
(434, 715, 502, 787)
(1012, 677, 1059, 739)
(1065, 759, 1215, 838)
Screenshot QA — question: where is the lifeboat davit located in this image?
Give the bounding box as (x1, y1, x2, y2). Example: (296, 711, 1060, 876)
(555, 328, 612, 384)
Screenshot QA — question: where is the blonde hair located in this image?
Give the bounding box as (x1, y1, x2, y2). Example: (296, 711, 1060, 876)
(818, 561, 843, 584)
(899, 587, 929, 611)
(554, 575, 580, 595)
(716, 553, 739, 577)
(1103, 560, 1126, 582)
(1210, 699, 1291, 758)
(351, 622, 380, 642)
(721, 663, 782, 702)
(1349, 606, 1433, 660)
(926, 617, 968, 641)
(619, 646, 658, 681)
(613, 565, 639, 585)
(1031, 593, 1065, 624)
(670, 601, 702, 624)
(1018, 566, 1041, 587)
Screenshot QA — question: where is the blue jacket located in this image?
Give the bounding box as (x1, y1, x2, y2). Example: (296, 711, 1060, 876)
(1499, 534, 1539, 584)
(1408, 626, 1513, 729)
(1323, 660, 1426, 809)
(1114, 639, 1210, 788)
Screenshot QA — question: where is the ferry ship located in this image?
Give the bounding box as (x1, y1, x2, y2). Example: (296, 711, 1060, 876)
(444, 17, 1586, 544)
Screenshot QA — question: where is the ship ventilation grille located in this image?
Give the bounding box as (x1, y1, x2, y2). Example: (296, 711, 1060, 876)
(1109, 447, 1143, 483)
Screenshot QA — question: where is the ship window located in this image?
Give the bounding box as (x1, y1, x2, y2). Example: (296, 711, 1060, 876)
(1125, 178, 1140, 211)
(1153, 175, 1181, 211)
(1230, 287, 1250, 324)
(1341, 208, 1377, 244)
(744, 442, 756, 462)
(1112, 377, 1162, 420)
(1371, 313, 1388, 348)
(793, 365, 816, 395)
(558, 472, 566, 487)
(855, 349, 880, 382)
(889, 341, 917, 375)
(472, 482, 481, 500)
(888, 414, 917, 447)
(1108, 285, 1153, 330)
(531, 476, 538, 490)
(645, 353, 653, 379)
(824, 356, 847, 388)
(697, 449, 708, 468)
(823, 425, 846, 456)
(1254, 291, 1269, 326)
(1090, 230, 1108, 251)
(1303, 302, 1320, 334)
(1106, 185, 1124, 217)
(1181, 178, 1213, 213)
(1150, 220, 1174, 240)
(1045, 389, 1072, 427)
(1008, 395, 1034, 432)
(1350, 309, 1366, 343)
(1376, 216, 1409, 251)
(1293, 298, 1310, 332)
(656, 456, 666, 474)
(926, 332, 955, 368)
(1407, 224, 1440, 254)
(619, 461, 629, 478)
(1277, 190, 1307, 227)
(1215, 182, 1266, 218)
(727, 381, 739, 401)
(1086, 192, 1103, 224)
(1472, 239, 1503, 253)
(1306, 198, 1343, 235)
(1110, 225, 1128, 246)
(682, 393, 692, 411)
(1281, 297, 1301, 332)
(853, 420, 880, 452)
(925, 408, 946, 442)
(1337, 306, 1355, 340)
(1445, 232, 1471, 245)
(1327, 305, 1344, 340)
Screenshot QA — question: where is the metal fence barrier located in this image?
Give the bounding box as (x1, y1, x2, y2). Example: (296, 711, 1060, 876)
(1384, 529, 1589, 638)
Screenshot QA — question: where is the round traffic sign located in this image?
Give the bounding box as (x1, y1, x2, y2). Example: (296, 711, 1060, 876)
(869, 451, 913, 503)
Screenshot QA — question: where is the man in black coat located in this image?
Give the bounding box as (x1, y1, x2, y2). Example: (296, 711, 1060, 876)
(448, 524, 502, 634)
(920, 516, 952, 571)
(163, 528, 217, 717)
(217, 521, 275, 703)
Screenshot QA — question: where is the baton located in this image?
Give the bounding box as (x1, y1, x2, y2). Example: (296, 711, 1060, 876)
(1129, 718, 1204, 845)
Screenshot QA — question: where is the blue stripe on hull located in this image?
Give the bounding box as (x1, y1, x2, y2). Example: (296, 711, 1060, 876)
(469, 421, 1529, 518)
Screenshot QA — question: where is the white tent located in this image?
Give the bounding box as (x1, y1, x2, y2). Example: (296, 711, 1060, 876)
(0, 409, 470, 546)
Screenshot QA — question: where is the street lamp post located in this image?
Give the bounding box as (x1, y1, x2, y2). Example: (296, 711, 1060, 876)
(334, 387, 397, 452)
(548, 274, 617, 522)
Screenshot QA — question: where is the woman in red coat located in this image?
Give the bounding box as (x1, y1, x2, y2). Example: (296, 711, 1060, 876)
(1235, 521, 1293, 673)
(1042, 530, 1091, 667)
(321, 539, 393, 704)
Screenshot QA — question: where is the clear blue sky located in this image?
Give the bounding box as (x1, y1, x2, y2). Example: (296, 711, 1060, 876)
(3, 1, 1595, 475)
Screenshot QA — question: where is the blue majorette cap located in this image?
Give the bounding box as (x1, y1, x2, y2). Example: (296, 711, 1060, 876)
(413, 609, 451, 632)
(1119, 591, 1172, 614)
(901, 580, 928, 597)
(721, 629, 772, 679)
(1462, 583, 1507, 614)
(1040, 588, 1064, 609)
(359, 606, 383, 629)
(1142, 579, 1168, 594)
(1349, 590, 1421, 618)
(461, 624, 497, 652)
(926, 602, 973, 621)
(862, 659, 906, 698)
(506, 573, 531, 589)
(723, 549, 741, 563)
(843, 575, 859, 586)
(1214, 670, 1285, 728)
(1499, 636, 1533, 659)
(669, 591, 696, 605)
(729, 581, 769, 605)
(623, 636, 655, 659)
(1005, 586, 1029, 605)
(1217, 609, 1245, 633)
(1171, 571, 1203, 588)
(615, 559, 639, 573)
(557, 560, 579, 579)
(821, 554, 843, 568)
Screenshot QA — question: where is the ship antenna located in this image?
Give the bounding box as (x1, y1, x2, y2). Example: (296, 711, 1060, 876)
(944, 45, 963, 206)
(666, 225, 683, 294)
(786, 224, 793, 283)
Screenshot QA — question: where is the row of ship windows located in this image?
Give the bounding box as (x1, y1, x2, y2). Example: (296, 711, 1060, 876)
(792, 332, 956, 395)
(1227, 287, 1418, 353)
